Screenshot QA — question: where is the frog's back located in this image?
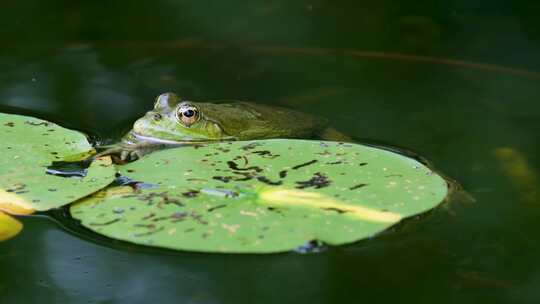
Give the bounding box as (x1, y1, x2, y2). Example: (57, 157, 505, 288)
(198, 101, 328, 140)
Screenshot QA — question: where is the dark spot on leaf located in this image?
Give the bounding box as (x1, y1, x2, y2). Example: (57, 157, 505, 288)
(316, 150, 332, 156)
(207, 204, 227, 212)
(359, 162, 367, 166)
(151, 216, 174, 222)
(134, 227, 164, 237)
(89, 218, 121, 226)
(233, 171, 255, 181)
(322, 207, 347, 214)
(349, 183, 368, 190)
(385, 174, 403, 178)
(213, 176, 232, 183)
(326, 161, 342, 165)
(252, 150, 280, 159)
(3, 122, 14, 127)
(295, 172, 331, 189)
(279, 170, 288, 178)
(190, 211, 208, 225)
(266, 207, 286, 216)
(6, 184, 26, 193)
(48, 188, 57, 192)
(257, 176, 283, 186)
(135, 223, 157, 230)
(226, 160, 263, 172)
(182, 190, 200, 198)
(133, 192, 184, 207)
(241, 142, 262, 150)
(141, 213, 155, 220)
(292, 159, 318, 170)
(231, 155, 249, 166)
(212, 171, 254, 183)
(171, 212, 188, 221)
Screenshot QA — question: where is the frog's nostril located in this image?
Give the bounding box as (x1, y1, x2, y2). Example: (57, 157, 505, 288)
(153, 113, 162, 120)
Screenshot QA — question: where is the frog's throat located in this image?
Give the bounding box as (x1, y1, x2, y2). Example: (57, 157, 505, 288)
(125, 131, 236, 145)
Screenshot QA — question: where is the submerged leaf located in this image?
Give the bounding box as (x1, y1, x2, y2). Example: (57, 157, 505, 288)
(71, 139, 449, 253)
(0, 113, 116, 212)
(0, 211, 22, 241)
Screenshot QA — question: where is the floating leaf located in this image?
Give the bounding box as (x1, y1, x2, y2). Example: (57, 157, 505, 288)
(0, 211, 22, 241)
(71, 140, 449, 253)
(0, 113, 116, 213)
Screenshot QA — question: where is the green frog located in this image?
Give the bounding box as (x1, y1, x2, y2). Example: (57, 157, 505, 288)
(98, 92, 347, 161)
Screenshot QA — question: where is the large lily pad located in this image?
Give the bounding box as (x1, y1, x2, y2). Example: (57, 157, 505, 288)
(71, 140, 449, 253)
(0, 113, 116, 213)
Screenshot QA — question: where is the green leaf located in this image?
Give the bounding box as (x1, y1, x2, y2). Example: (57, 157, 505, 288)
(0, 113, 116, 213)
(71, 139, 449, 253)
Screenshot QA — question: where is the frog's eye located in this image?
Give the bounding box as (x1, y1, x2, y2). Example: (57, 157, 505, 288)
(176, 103, 200, 127)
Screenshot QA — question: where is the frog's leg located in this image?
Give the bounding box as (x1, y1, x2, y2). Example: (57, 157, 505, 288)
(319, 127, 352, 142)
(94, 142, 182, 162)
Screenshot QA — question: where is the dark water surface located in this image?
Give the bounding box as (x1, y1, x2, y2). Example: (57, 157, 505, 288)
(1, 1, 540, 303)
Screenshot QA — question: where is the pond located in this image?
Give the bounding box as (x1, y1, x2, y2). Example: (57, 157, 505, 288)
(1, 1, 540, 303)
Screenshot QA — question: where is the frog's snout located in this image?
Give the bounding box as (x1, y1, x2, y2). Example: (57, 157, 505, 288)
(132, 115, 150, 135)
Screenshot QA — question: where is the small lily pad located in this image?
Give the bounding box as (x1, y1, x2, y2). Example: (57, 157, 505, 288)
(71, 140, 449, 253)
(0, 113, 116, 213)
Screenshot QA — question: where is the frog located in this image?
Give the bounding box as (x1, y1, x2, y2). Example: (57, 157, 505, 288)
(97, 92, 348, 162)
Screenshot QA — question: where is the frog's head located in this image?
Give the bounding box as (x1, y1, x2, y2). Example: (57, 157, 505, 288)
(131, 93, 227, 142)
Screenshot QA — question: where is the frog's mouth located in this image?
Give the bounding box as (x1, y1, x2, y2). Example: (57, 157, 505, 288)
(128, 131, 236, 144)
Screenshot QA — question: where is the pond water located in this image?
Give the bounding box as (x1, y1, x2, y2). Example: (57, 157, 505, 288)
(1, 1, 540, 303)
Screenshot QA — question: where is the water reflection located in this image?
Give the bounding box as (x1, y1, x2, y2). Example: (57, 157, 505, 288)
(2, 217, 334, 303)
